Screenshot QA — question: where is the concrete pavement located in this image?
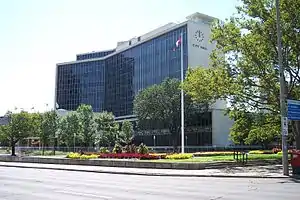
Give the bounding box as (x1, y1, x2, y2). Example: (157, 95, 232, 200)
(0, 161, 293, 178)
(0, 166, 299, 200)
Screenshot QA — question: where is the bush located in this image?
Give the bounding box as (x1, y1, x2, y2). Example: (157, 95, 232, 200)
(166, 153, 193, 160)
(66, 152, 98, 160)
(113, 143, 122, 153)
(80, 154, 98, 160)
(99, 147, 109, 153)
(193, 151, 233, 157)
(272, 148, 281, 154)
(249, 150, 274, 154)
(98, 153, 162, 160)
(123, 144, 137, 153)
(137, 143, 149, 154)
(149, 153, 167, 159)
(66, 152, 81, 159)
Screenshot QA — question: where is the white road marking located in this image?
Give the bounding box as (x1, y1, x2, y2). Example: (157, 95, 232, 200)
(55, 190, 112, 199)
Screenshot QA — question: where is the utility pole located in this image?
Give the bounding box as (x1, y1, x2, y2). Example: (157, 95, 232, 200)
(275, 0, 289, 176)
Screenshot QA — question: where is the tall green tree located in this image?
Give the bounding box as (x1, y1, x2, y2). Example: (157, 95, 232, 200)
(40, 110, 58, 155)
(120, 120, 134, 145)
(229, 110, 280, 147)
(183, 0, 300, 149)
(30, 112, 42, 137)
(77, 104, 96, 148)
(57, 112, 81, 150)
(94, 112, 119, 148)
(134, 78, 208, 151)
(0, 111, 34, 156)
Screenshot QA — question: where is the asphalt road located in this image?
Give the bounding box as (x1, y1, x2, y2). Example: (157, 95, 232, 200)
(0, 166, 299, 200)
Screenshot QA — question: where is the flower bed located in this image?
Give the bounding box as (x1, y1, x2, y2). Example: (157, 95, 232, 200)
(248, 150, 274, 154)
(66, 152, 98, 160)
(193, 151, 233, 157)
(166, 153, 193, 160)
(98, 153, 163, 160)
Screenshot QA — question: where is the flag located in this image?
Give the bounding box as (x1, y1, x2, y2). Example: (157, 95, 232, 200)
(176, 37, 182, 47)
(173, 37, 182, 51)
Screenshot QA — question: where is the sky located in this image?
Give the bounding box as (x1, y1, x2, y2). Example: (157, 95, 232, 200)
(0, 0, 239, 115)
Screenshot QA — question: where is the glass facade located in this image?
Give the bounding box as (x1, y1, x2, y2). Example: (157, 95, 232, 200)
(56, 25, 188, 116)
(56, 24, 213, 146)
(56, 60, 105, 112)
(134, 112, 212, 147)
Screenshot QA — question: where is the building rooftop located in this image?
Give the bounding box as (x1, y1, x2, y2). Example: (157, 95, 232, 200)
(57, 12, 217, 66)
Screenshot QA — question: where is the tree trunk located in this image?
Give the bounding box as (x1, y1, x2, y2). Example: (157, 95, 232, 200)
(170, 131, 178, 153)
(11, 139, 16, 156)
(42, 142, 45, 155)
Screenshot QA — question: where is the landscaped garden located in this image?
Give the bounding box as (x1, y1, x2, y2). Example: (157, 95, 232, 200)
(65, 145, 286, 163)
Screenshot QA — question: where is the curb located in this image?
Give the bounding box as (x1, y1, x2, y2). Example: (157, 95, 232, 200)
(0, 163, 292, 179)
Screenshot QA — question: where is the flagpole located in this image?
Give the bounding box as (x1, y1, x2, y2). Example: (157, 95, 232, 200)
(180, 32, 185, 154)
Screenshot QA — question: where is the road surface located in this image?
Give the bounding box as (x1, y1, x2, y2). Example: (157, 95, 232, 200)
(0, 166, 298, 200)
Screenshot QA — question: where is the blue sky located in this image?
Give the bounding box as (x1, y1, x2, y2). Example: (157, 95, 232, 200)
(0, 0, 238, 115)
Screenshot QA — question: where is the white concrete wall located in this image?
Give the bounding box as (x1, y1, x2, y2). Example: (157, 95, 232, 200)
(187, 20, 216, 69)
(211, 109, 234, 146)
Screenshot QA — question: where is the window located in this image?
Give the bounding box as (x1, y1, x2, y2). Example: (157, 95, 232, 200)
(56, 25, 188, 117)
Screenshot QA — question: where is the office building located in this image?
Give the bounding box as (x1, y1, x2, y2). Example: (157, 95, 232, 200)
(55, 12, 233, 147)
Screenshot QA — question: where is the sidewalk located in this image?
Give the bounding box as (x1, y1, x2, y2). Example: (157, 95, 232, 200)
(0, 161, 293, 179)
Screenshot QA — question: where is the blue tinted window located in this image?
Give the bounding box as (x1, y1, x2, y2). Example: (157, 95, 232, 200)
(56, 25, 188, 117)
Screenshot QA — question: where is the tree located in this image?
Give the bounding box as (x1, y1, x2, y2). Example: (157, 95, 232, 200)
(76, 104, 96, 148)
(120, 120, 134, 145)
(0, 111, 34, 156)
(57, 112, 81, 150)
(134, 78, 208, 151)
(229, 110, 280, 147)
(245, 113, 280, 148)
(30, 112, 42, 141)
(94, 112, 119, 148)
(40, 110, 58, 155)
(228, 110, 254, 145)
(183, 0, 300, 149)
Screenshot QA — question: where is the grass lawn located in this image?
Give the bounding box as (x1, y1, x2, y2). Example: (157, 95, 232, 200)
(0, 150, 9, 154)
(151, 154, 282, 163)
(0, 149, 68, 156)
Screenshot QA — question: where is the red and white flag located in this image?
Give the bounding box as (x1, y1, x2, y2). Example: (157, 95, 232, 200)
(176, 37, 182, 47)
(173, 37, 182, 51)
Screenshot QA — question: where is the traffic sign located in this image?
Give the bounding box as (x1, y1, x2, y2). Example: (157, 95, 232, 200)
(282, 117, 288, 136)
(287, 99, 300, 120)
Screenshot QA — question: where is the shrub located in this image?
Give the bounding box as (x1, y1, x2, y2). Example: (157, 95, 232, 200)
(249, 150, 274, 154)
(66, 152, 98, 160)
(193, 151, 233, 157)
(249, 150, 265, 154)
(272, 148, 281, 154)
(140, 154, 161, 160)
(138, 143, 149, 154)
(149, 153, 167, 159)
(66, 152, 81, 159)
(99, 147, 109, 153)
(80, 154, 98, 160)
(113, 143, 122, 153)
(166, 153, 193, 160)
(123, 144, 137, 153)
